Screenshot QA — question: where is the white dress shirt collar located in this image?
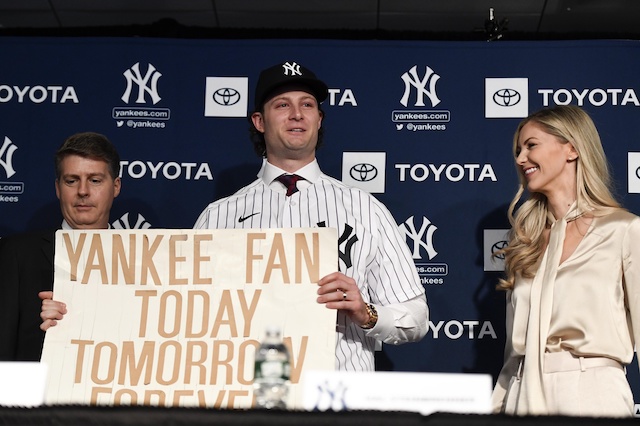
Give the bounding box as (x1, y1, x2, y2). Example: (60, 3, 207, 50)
(61, 219, 111, 230)
(260, 159, 321, 191)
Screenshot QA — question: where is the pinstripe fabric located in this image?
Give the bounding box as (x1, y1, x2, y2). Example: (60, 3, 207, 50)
(194, 160, 426, 371)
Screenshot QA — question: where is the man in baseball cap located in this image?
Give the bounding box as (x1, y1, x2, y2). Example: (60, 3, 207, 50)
(248, 61, 329, 158)
(253, 61, 328, 111)
(194, 61, 428, 372)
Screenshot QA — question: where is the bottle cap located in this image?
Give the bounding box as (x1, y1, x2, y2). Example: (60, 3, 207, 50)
(265, 324, 282, 336)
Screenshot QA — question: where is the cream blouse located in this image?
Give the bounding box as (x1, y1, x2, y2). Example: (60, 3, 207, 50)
(492, 209, 640, 413)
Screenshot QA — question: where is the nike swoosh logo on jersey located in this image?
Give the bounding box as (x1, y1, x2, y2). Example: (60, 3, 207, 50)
(238, 212, 260, 223)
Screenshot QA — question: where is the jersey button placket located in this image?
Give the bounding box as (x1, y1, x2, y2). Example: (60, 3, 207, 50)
(281, 196, 293, 227)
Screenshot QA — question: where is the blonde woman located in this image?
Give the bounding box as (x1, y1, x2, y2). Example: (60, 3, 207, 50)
(492, 105, 640, 417)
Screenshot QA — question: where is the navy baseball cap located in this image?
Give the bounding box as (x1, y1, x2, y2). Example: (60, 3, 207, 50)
(254, 61, 328, 110)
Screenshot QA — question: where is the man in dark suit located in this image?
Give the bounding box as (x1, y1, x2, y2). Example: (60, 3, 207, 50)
(0, 132, 121, 361)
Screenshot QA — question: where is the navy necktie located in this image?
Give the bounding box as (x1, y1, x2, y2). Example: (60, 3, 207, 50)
(276, 174, 303, 196)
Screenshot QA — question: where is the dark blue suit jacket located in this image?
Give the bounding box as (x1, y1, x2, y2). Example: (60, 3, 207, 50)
(0, 229, 55, 361)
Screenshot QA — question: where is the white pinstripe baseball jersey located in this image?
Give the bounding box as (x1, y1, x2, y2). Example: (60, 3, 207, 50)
(194, 159, 428, 371)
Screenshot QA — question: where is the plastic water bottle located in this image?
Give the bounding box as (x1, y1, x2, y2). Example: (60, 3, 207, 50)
(253, 325, 291, 409)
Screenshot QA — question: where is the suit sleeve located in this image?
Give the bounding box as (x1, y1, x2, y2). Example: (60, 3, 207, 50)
(0, 236, 20, 360)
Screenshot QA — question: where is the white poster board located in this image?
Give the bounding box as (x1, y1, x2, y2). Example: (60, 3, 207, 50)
(41, 228, 337, 409)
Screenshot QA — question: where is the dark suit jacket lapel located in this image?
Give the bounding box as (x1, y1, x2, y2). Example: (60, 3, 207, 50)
(40, 229, 56, 270)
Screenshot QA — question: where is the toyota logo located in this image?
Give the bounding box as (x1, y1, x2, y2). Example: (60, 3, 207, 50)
(213, 88, 241, 106)
(350, 163, 378, 182)
(493, 88, 521, 107)
(491, 240, 508, 260)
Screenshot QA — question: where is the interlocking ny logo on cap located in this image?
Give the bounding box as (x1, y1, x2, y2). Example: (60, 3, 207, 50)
(282, 62, 302, 76)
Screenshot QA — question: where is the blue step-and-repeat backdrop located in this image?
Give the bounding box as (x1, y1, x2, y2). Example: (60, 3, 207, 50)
(1, 37, 640, 400)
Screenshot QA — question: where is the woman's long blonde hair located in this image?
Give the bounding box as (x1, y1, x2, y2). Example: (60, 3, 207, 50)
(498, 105, 620, 290)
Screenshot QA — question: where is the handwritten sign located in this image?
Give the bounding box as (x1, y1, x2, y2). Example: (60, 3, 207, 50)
(41, 228, 337, 409)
